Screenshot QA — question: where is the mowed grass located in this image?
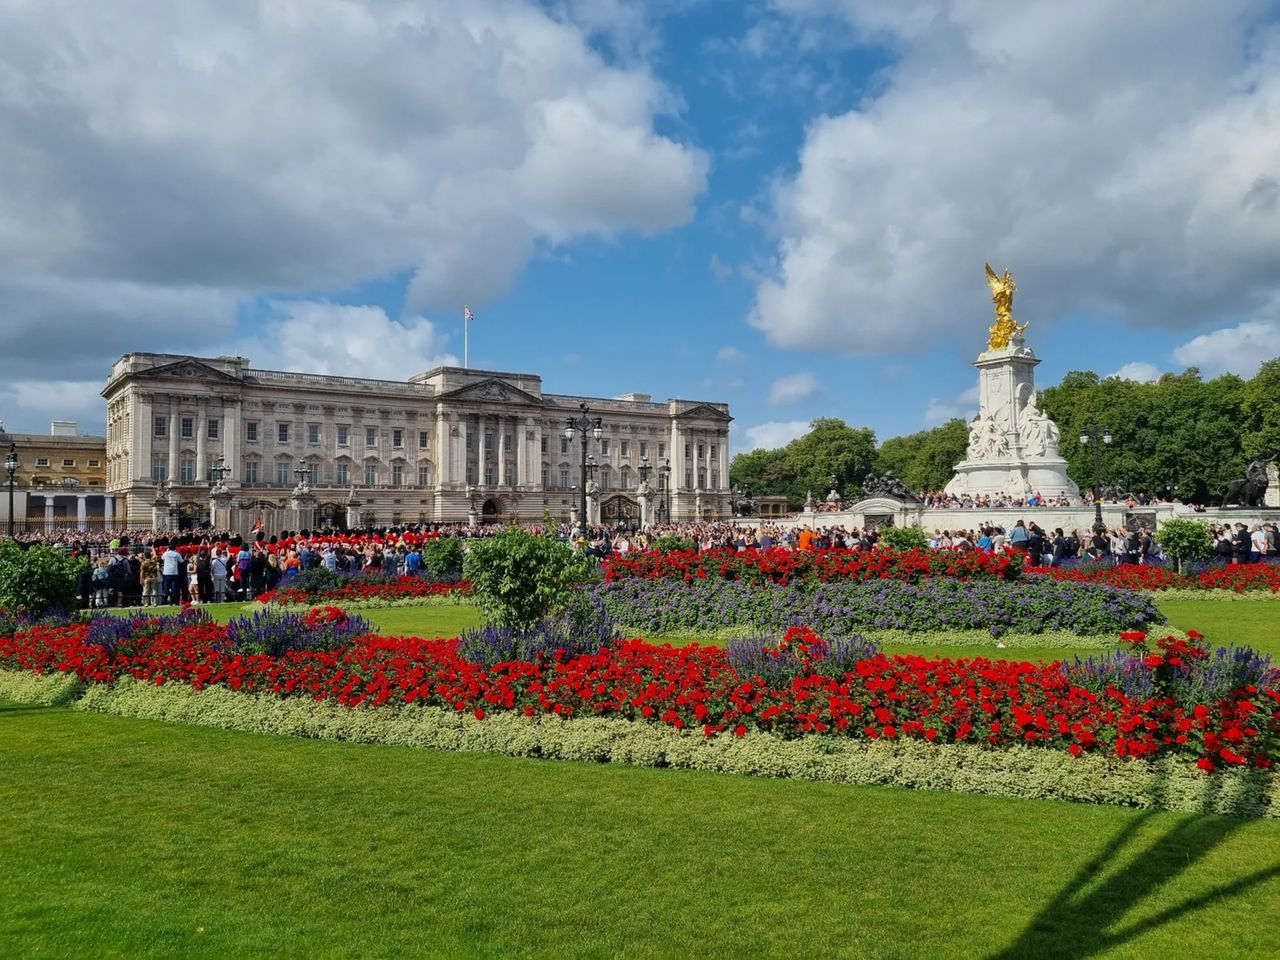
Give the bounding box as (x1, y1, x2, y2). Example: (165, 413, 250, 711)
(119, 595, 1273, 663)
(2, 701, 1279, 960)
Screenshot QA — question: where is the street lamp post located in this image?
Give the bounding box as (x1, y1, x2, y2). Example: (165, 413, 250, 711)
(5, 442, 18, 538)
(1078, 421, 1113, 534)
(659, 458, 671, 523)
(563, 402, 602, 534)
(638, 455, 653, 530)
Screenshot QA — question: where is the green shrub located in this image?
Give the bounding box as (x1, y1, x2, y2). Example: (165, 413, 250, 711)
(1157, 517, 1214, 572)
(462, 528, 591, 632)
(652, 534, 697, 552)
(290, 566, 347, 595)
(875, 525, 928, 551)
(0, 541, 86, 616)
(423, 536, 465, 580)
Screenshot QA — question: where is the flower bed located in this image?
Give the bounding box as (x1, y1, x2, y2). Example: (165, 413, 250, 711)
(2, 614, 1274, 776)
(603, 547, 1023, 586)
(257, 576, 470, 607)
(591, 577, 1164, 636)
(1028, 562, 1280, 593)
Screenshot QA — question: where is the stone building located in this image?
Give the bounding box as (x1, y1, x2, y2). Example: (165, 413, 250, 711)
(102, 354, 733, 529)
(0, 421, 113, 529)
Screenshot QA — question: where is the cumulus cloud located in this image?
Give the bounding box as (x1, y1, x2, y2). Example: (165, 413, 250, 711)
(1172, 320, 1280, 377)
(768, 371, 819, 405)
(0, 380, 106, 434)
(1107, 362, 1162, 383)
(717, 345, 746, 363)
(923, 385, 980, 427)
(751, 1, 1280, 354)
(242, 302, 458, 381)
(742, 420, 811, 450)
(0, 0, 706, 401)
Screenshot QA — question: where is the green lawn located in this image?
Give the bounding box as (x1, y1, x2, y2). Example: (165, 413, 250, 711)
(116, 595, 1274, 663)
(2, 700, 1278, 959)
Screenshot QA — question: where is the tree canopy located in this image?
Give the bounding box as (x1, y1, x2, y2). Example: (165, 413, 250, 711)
(731, 359, 1280, 506)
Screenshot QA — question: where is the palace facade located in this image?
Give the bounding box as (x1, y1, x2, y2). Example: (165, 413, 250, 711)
(103, 354, 733, 529)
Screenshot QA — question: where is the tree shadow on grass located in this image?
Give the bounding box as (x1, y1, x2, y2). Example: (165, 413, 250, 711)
(0, 703, 55, 716)
(989, 800, 1280, 959)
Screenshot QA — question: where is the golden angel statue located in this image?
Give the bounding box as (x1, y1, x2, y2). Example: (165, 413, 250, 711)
(984, 262, 1028, 350)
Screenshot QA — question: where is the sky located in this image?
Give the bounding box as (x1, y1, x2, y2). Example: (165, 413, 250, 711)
(2, 0, 1279, 453)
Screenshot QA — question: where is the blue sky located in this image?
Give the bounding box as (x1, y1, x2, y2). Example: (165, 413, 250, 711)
(2, 1, 1279, 451)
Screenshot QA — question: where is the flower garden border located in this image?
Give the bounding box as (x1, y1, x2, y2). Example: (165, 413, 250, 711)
(2, 669, 1274, 820)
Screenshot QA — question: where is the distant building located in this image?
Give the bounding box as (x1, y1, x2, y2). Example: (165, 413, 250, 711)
(0, 421, 112, 529)
(102, 354, 733, 529)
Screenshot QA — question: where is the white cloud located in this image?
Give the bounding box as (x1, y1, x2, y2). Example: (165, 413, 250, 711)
(742, 420, 811, 450)
(709, 254, 734, 282)
(1172, 320, 1280, 377)
(244, 302, 458, 381)
(1107, 361, 1162, 383)
(0, 1, 707, 384)
(768, 371, 819, 405)
(0, 380, 107, 434)
(923, 385, 980, 427)
(751, 2, 1280, 354)
(717, 345, 746, 363)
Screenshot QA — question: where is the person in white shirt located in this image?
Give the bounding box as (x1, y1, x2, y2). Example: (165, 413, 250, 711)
(211, 552, 228, 603)
(160, 546, 183, 605)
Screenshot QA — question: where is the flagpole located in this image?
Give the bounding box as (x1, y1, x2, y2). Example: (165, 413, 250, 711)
(464, 306, 470, 369)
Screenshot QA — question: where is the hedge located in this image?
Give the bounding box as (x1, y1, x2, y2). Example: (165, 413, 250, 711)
(2, 670, 1274, 820)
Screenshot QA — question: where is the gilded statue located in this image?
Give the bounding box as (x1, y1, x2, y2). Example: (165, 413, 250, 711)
(984, 263, 1028, 350)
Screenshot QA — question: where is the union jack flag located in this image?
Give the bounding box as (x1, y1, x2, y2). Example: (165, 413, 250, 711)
(464, 306, 474, 322)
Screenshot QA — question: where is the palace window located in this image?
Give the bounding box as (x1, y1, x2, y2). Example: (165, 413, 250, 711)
(207, 419, 219, 440)
(685, 443, 692, 460)
(685, 470, 693, 489)
(710, 443, 718, 461)
(418, 466, 431, 486)
(364, 464, 377, 486)
(541, 437, 548, 454)
(639, 441, 647, 458)
(152, 457, 168, 482)
(246, 421, 259, 442)
(335, 463, 349, 486)
(392, 465, 404, 487)
(542, 468, 549, 487)
(504, 433, 513, 453)
(179, 458, 195, 484)
(560, 437, 569, 455)
(308, 424, 320, 444)
(466, 465, 476, 485)
(365, 427, 377, 447)
(559, 469, 569, 488)
(62, 458, 75, 467)
(88, 459, 100, 468)
(466, 433, 473, 451)
(698, 468, 706, 489)
(393, 429, 403, 448)
(180, 417, 194, 439)
(154, 416, 167, 438)
(278, 423, 290, 443)
(711, 470, 720, 489)
(276, 462, 291, 485)
(418, 431, 430, 449)
(620, 467, 631, 489)
(697, 443, 704, 461)
(337, 425, 349, 446)
(620, 440, 629, 458)
(658, 442, 666, 458)
(36, 457, 50, 467)
(244, 461, 259, 484)
(484, 431, 494, 451)
(484, 466, 494, 486)
(600, 438, 610, 456)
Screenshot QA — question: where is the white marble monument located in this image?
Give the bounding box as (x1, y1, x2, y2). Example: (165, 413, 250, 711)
(945, 265, 1079, 501)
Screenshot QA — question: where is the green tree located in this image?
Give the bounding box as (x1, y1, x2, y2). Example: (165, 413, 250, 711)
(1155, 517, 1213, 573)
(876, 419, 969, 492)
(876, 525, 928, 550)
(782, 418, 878, 504)
(1242, 358, 1280, 460)
(0, 542, 86, 616)
(462, 528, 590, 632)
(728, 447, 794, 499)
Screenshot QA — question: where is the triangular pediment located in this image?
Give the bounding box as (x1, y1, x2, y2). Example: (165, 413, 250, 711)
(675, 403, 732, 422)
(441, 378, 543, 406)
(146, 359, 241, 383)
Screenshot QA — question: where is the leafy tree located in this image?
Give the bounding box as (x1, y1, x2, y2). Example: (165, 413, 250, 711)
(1155, 517, 1213, 573)
(876, 419, 969, 492)
(462, 529, 590, 632)
(730, 419, 876, 507)
(729, 447, 794, 499)
(876, 525, 928, 550)
(422, 536, 464, 580)
(0, 542, 86, 616)
(1242, 358, 1280, 460)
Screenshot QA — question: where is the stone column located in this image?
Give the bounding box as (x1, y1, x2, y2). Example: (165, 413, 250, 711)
(195, 399, 207, 483)
(167, 403, 179, 483)
(105, 495, 115, 528)
(77, 494, 87, 528)
(515, 417, 526, 489)
(497, 415, 509, 487)
(134, 392, 153, 482)
(223, 398, 240, 482)
(718, 431, 729, 491)
(1267, 462, 1280, 509)
(44, 497, 54, 533)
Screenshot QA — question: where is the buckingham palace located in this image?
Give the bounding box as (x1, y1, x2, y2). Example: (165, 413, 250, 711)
(102, 353, 733, 530)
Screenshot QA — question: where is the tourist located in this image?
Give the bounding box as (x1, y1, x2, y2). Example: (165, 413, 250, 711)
(1009, 520, 1029, 553)
(140, 549, 160, 606)
(211, 550, 228, 603)
(160, 543, 183, 605)
(1232, 523, 1252, 565)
